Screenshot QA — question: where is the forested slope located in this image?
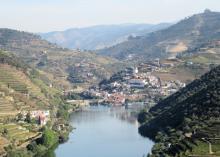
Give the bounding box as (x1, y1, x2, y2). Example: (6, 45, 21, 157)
(138, 65, 220, 156)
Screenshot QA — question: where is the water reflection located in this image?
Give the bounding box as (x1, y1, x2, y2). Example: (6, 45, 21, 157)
(54, 106, 154, 157)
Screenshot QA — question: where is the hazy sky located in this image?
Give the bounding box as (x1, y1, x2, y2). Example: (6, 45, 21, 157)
(0, 0, 220, 32)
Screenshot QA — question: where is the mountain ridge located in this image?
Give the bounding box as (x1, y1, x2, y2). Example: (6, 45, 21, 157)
(98, 10, 220, 61)
(0, 28, 126, 90)
(39, 23, 171, 50)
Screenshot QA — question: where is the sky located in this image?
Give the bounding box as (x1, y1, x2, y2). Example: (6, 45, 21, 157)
(0, 0, 220, 32)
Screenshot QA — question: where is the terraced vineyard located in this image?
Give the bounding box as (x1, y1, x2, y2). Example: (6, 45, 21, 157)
(0, 98, 16, 111)
(0, 67, 28, 94)
(0, 64, 52, 115)
(0, 123, 39, 147)
(0, 137, 9, 156)
(0, 88, 20, 117)
(0, 64, 46, 98)
(199, 122, 220, 137)
(0, 51, 64, 156)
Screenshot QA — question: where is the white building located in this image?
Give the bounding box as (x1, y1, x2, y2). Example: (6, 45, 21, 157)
(134, 67, 138, 74)
(128, 79, 147, 88)
(147, 75, 160, 87)
(31, 110, 50, 125)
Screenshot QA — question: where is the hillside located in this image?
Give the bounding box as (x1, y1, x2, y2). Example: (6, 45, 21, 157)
(0, 28, 126, 91)
(138, 65, 220, 156)
(0, 51, 62, 117)
(98, 10, 220, 61)
(40, 23, 171, 50)
(0, 50, 74, 156)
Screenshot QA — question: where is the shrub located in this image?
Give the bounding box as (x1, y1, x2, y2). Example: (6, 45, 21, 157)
(42, 128, 58, 148)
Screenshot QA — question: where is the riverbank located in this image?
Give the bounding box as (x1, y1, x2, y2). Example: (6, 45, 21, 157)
(8, 104, 152, 157)
(3, 98, 77, 157)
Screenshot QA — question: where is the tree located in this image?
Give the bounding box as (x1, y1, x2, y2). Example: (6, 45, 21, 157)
(42, 128, 58, 148)
(27, 141, 37, 152)
(3, 128, 8, 135)
(7, 150, 31, 157)
(56, 109, 69, 120)
(17, 113, 23, 121)
(25, 112, 31, 123)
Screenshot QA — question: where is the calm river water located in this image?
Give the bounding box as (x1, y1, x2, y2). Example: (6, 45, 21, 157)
(54, 106, 154, 157)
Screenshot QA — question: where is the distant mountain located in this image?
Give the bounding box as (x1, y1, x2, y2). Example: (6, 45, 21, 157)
(39, 23, 171, 50)
(138, 65, 220, 156)
(98, 10, 220, 61)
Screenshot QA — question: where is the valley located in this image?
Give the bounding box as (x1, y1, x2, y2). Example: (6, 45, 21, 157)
(0, 6, 219, 157)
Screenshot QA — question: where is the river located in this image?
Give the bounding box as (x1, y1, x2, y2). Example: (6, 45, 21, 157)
(54, 106, 154, 157)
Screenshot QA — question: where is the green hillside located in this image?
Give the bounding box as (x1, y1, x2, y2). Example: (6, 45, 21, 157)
(138, 65, 220, 156)
(0, 50, 73, 156)
(0, 28, 126, 90)
(0, 51, 63, 117)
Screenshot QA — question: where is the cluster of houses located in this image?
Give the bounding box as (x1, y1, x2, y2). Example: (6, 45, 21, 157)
(161, 80, 186, 96)
(106, 93, 125, 106)
(85, 59, 186, 107)
(20, 110, 50, 126)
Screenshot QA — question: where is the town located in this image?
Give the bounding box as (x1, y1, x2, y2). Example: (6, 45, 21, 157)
(83, 58, 186, 110)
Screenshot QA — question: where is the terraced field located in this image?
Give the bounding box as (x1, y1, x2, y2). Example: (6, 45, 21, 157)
(0, 88, 19, 117)
(0, 123, 39, 144)
(0, 64, 51, 114)
(0, 137, 9, 156)
(0, 64, 46, 98)
(0, 123, 41, 155)
(186, 53, 220, 65)
(0, 98, 15, 111)
(199, 122, 220, 138)
(0, 67, 28, 94)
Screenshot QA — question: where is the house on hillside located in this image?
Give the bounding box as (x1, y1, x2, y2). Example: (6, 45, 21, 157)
(106, 93, 125, 106)
(29, 110, 50, 126)
(147, 75, 160, 87)
(161, 80, 186, 96)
